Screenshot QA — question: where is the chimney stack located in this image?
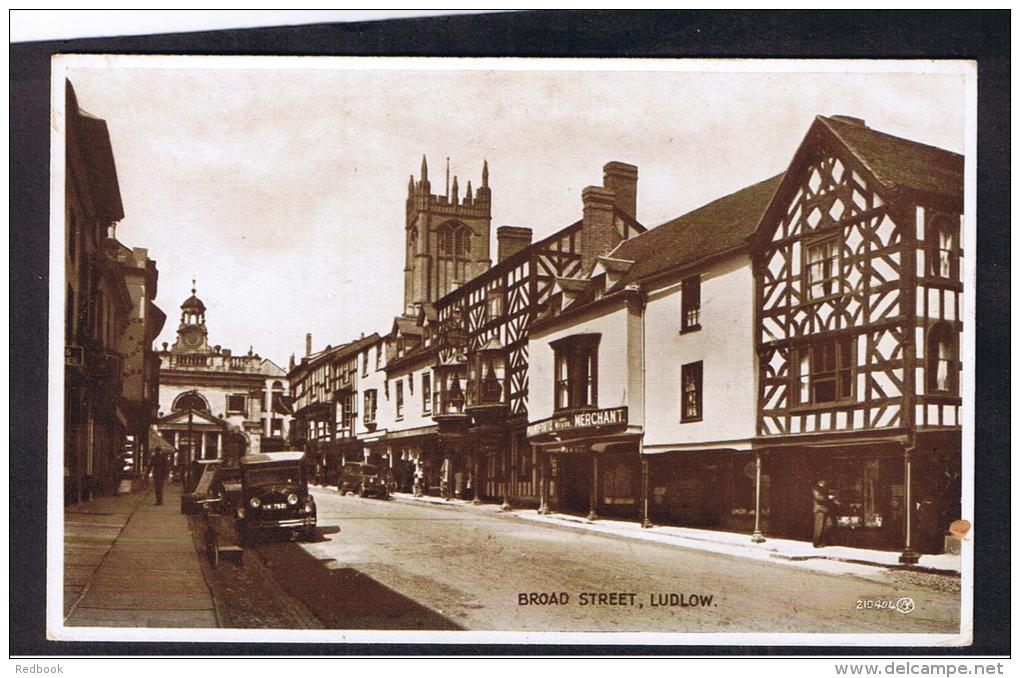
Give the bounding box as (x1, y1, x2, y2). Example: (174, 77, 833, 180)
(496, 226, 533, 263)
(305, 333, 312, 357)
(580, 185, 622, 276)
(602, 161, 638, 221)
(830, 115, 867, 127)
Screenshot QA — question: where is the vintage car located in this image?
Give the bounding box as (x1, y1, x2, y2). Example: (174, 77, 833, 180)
(235, 451, 316, 543)
(339, 462, 389, 499)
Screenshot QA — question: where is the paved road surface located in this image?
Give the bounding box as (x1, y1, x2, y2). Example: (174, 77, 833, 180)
(252, 487, 961, 634)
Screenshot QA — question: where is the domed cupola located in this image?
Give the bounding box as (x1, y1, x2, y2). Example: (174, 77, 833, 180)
(173, 280, 210, 354)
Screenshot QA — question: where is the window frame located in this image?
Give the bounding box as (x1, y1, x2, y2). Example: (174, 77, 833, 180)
(793, 336, 855, 406)
(395, 379, 405, 420)
(363, 388, 378, 424)
(550, 334, 601, 413)
(422, 372, 432, 414)
(927, 216, 960, 281)
(681, 275, 702, 333)
(680, 360, 703, 422)
(926, 322, 958, 395)
(226, 393, 247, 415)
(803, 234, 843, 301)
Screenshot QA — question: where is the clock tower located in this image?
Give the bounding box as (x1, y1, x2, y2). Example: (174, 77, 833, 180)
(171, 280, 211, 354)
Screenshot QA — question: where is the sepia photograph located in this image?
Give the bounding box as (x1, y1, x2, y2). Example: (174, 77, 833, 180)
(49, 53, 974, 645)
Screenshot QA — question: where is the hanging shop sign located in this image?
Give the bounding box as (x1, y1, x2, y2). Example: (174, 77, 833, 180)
(527, 406, 628, 438)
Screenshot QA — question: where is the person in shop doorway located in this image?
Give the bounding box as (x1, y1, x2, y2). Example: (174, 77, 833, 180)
(146, 449, 171, 506)
(812, 479, 839, 547)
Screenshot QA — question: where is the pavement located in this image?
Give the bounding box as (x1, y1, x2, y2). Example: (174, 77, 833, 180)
(390, 492, 963, 576)
(63, 483, 218, 628)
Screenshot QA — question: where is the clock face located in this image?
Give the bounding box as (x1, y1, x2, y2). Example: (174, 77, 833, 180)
(183, 328, 203, 348)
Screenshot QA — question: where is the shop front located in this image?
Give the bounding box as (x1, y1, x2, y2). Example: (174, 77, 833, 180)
(527, 406, 644, 521)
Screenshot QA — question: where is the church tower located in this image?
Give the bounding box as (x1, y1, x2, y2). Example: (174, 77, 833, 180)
(171, 280, 211, 353)
(403, 156, 492, 316)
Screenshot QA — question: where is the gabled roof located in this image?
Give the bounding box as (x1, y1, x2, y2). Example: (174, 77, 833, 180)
(818, 116, 963, 201)
(392, 315, 422, 337)
(609, 174, 785, 287)
(158, 408, 226, 428)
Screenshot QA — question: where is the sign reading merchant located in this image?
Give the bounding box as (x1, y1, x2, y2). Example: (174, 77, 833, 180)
(527, 406, 628, 438)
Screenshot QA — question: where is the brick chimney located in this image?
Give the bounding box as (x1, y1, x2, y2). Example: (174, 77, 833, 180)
(602, 161, 638, 221)
(580, 185, 622, 276)
(496, 226, 533, 263)
(305, 333, 312, 357)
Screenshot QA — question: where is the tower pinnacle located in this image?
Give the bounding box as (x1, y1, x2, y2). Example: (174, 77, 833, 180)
(420, 154, 428, 182)
(482, 159, 489, 188)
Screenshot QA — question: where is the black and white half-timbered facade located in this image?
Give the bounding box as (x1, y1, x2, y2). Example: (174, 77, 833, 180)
(429, 163, 645, 506)
(751, 116, 964, 560)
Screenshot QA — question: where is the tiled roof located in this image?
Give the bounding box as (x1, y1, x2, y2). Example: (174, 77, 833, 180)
(392, 315, 422, 336)
(819, 116, 963, 200)
(609, 174, 785, 286)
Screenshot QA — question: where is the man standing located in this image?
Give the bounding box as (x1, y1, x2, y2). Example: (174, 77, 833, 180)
(147, 449, 171, 506)
(812, 479, 838, 547)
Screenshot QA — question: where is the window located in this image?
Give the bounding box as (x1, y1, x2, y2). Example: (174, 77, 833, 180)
(681, 275, 701, 331)
(341, 393, 356, 432)
(486, 291, 503, 320)
(271, 418, 283, 436)
(362, 351, 368, 377)
(422, 373, 432, 414)
(551, 334, 600, 411)
(395, 380, 404, 419)
(375, 345, 382, 370)
(364, 389, 378, 423)
(796, 337, 853, 404)
(805, 237, 841, 299)
(226, 394, 246, 414)
(681, 361, 703, 421)
(927, 323, 958, 394)
(928, 218, 959, 280)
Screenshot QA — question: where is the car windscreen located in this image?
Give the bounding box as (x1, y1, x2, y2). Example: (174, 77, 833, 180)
(245, 466, 302, 486)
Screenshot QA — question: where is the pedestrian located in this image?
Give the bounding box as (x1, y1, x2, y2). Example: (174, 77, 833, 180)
(146, 449, 171, 506)
(812, 479, 838, 547)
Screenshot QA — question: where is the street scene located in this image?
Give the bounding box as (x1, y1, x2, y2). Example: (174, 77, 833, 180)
(56, 56, 969, 641)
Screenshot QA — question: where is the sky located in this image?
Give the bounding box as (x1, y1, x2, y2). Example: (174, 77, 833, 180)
(63, 58, 968, 368)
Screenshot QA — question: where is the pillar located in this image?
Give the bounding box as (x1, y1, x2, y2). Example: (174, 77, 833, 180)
(587, 453, 599, 522)
(751, 451, 766, 543)
(501, 434, 513, 511)
(216, 432, 223, 460)
(641, 453, 652, 528)
(538, 449, 550, 515)
(443, 449, 453, 501)
(899, 444, 920, 564)
(472, 450, 482, 504)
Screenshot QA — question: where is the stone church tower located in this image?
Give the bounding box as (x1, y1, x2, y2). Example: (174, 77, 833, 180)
(403, 156, 492, 316)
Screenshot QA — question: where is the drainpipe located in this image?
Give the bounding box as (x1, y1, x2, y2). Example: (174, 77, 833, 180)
(751, 451, 766, 543)
(899, 438, 920, 564)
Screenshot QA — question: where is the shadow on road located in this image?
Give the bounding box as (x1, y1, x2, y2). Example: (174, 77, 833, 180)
(255, 541, 463, 630)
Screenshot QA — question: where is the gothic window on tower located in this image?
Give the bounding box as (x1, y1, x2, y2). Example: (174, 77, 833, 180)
(928, 216, 959, 280)
(926, 323, 958, 394)
(804, 236, 842, 300)
(795, 337, 854, 405)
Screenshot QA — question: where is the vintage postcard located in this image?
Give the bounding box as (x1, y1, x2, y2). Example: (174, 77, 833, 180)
(49, 55, 975, 645)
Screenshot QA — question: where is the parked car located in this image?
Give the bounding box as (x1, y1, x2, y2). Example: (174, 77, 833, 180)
(236, 451, 316, 543)
(339, 462, 389, 499)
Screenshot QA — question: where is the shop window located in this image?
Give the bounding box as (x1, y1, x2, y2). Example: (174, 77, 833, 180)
(681, 275, 701, 332)
(804, 236, 841, 299)
(395, 380, 404, 420)
(422, 372, 432, 414)
(795, 337, 853, 404)
(603, 460, 636, 505)
(364, 389, 378, 423)
(928, 216, 959, 280)
(926, 323, 958, 394)
(681, 361, 703, 421)
(226, 394, 246, 414)
(551, 334, 600, 412)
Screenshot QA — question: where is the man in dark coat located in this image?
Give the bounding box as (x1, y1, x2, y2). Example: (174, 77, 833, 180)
(812, 479, 838, 547)
(147, 450, 171, 505)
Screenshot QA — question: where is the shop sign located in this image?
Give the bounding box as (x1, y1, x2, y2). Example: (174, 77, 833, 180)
(527, 406, 628, 438)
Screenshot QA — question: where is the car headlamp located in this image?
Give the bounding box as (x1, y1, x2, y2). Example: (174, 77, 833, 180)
(249, 496, 261, 509)
(287, 493, 299, 506)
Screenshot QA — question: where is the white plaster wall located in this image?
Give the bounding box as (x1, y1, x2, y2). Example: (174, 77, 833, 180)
(643, 255, 757, 449)
(528, 303, 632, 424)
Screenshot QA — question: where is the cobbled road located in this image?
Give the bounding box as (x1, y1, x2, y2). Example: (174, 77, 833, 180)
(250, 487, 962, 634)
